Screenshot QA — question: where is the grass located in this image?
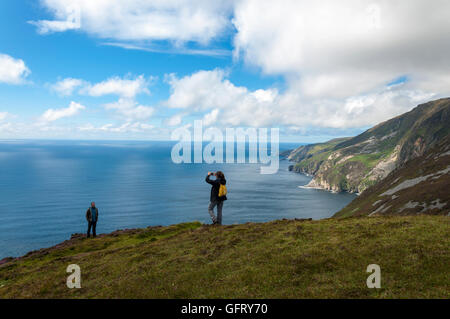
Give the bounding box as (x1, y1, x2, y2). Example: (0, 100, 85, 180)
(295, 150, 331, 170)
(347, 153, 386, 169)
(0, 216, 448, 299)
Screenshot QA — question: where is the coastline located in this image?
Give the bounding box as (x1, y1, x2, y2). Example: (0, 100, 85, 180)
(289, 164, 341, 194)
(298, 185, 339, 193)
(289, 163, 361, 195)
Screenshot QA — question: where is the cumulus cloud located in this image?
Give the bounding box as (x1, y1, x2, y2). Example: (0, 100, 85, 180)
(165, 69, 439, 129)
(39, 101, 85, 123)
(166, 69, 250, 111)
(30, 0, 450, 135)
(32, 0, 233, 45)
(0, 54, 30, 84)
(44, 76, 155, 133)
(104, 98, 155, 121)
(50, 75, 151, 98)
(51, 78, 85, 96)
(160, 1, 450, 131)
(166, 69, 280, 127)
(233, 0, 450, 98)
(83, 75, 150, 98)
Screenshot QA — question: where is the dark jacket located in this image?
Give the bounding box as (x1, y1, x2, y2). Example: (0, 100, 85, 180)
(206, 175, 227, 202)
(86, 207, 99, 223)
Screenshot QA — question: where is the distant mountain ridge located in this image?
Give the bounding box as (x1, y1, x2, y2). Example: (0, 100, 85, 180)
(288, 98, 450, 194)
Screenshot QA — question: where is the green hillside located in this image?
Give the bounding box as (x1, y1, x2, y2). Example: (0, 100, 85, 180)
(335, 136, 450, 218)
(1, 216, 448, 298)
(289, 98, 450, 193)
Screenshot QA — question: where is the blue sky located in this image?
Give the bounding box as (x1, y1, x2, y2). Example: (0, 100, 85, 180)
(0, 1, 449, 142)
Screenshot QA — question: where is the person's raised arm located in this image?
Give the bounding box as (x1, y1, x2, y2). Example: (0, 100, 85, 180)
(205, 172, 217, 185)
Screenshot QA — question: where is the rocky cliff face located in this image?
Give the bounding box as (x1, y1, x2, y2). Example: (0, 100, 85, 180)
(334, 135, 450, 217)
(289, 98, 450, 194)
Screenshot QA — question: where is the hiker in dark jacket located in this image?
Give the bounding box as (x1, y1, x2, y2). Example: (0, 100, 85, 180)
(86, 202, 99, 238)
(205, 171, 227, 225)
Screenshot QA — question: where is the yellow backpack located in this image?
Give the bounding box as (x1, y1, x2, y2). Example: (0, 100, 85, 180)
(219, 184, 227, 197)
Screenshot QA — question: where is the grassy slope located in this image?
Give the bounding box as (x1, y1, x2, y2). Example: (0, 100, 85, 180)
(289, 138, 350, 163)
(0, 216, 448, 299)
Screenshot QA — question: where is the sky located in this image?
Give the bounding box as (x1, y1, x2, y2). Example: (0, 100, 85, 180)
(0, 0, 449, 142)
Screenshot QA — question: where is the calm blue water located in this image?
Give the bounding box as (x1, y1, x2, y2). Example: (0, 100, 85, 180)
(0, 140, 356, 259)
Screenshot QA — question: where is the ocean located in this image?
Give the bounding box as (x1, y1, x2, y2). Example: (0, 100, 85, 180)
(0, 140, 356, 259)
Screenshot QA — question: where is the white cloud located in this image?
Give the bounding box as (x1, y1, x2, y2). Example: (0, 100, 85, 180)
(83, 75, 150, 98)
(0, 112, 11, 121)
(0, 120, 77, 138)
(166, 69, 247, 110)
(233, 0, 450, 99)
(32, 0, 233, 45)
(202, 109, 220, 127)
(0, 122, 13, 133)
(104, 98, 155, 121)
(39, 101, 86, 123)
(0, 54, 30, 84)
(161, 1, 450, 131)
(79, 122, 154, 133)
(51, 78, 85, 96)
(274, 87, 436, 129)
(50, 75, 152, 98)
(26, 1, 450, 136)
(165, 69, 439, 129)
(102, 42, 231, 57)
(29, 2, 80, 34)
(166, 69, 280, 127)
(166, 114, 183, 126)
(161, 0, 450, 131)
